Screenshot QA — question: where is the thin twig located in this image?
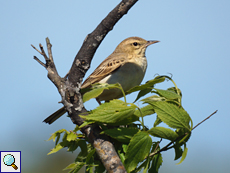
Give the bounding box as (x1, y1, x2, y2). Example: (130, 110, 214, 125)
(192, 110, 218, 131)
(154, 139, 162, 152)
(31, 44, 42, 55)
(33, 56, 46, 68)
(46, 38, 53, 61)
(39, 43, 49, 61)
(148, 139, 162, 158)
(148, 110, 218, 158)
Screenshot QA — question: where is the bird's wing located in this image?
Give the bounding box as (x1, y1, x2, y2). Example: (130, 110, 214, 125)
(81, 53, 128, 88)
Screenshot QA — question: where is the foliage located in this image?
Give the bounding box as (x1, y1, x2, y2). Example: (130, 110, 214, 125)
(47, 75, 192, 173)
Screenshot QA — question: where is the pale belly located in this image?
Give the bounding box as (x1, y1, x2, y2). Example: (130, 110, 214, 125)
(97, 61, 147, 101)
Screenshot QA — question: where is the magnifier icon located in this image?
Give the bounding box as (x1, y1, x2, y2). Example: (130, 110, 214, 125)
(3, 154, 18, 170)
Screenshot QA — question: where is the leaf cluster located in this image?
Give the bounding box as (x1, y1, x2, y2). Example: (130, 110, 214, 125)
(48, 75, 192, 173)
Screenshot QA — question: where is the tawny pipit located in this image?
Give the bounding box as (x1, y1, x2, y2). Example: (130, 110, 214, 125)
(44, 37, 159, 124)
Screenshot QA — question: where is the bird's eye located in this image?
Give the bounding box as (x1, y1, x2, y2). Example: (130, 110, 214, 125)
(133, 42, 138, 46)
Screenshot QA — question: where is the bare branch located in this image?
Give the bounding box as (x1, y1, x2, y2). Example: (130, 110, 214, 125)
(33, 0, 139, 172)
(32, 40, 62, 90)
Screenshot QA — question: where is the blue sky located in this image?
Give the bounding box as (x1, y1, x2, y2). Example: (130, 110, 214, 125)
(1, 0, 230, 172)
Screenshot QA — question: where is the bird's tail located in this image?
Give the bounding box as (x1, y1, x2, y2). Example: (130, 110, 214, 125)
(43, 107, 66, 124)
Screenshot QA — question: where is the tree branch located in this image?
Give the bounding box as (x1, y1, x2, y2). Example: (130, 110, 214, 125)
(32, 0, 139, 172)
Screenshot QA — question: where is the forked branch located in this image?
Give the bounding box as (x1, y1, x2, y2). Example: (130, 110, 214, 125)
(32, 1, 139, 173)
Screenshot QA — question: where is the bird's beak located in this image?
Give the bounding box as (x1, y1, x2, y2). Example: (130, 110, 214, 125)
(145, 40, 160, 47)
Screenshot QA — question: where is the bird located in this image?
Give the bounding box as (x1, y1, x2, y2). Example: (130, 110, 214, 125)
(43, 37, 159, 124)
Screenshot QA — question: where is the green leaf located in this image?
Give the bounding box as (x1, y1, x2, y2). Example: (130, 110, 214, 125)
(148, 126, 178, 141)
(125, 131, 152, 172)
(75, 150, 87, 162)
(168, 87, 182, 97)
(81, 100, 138, 125)
(83, 87, 104, 102)
(79, 120, 94, 128)
(176, 144, 188, 165)
(148, 153, 163, 173)
(118, 151, 125, 164)
(154, 116, 162, 127)
(134, 104, 155, 117)
(179, 133, 191, 144)
(175, 129, 192, 143)
(78, 140, 87, 157)
(132, 156, 150, 173)
(141, 95, 166, 103)
(122, 144, 128, 153)
(47, 129, 67, 142)
(103, 127, 139, 143)
(143, 101, 191, 131)
(68, 141, 79, 152)
(126, 76, 166, 102)
(62, 131, 69, 143)
(73, 126, 80, 132)
(86, 148, 96, 163)
(48, 142, 64, 155)
(148, 142, 162, 173)
(63, 163, 77, 170)
(67, 137, 86, 153)
(126, 76, 166, 94)
(77, 144, 93, 162)
(67, 132, 77, 142)
(94, 160, 105, 173)
(63, 162, 85, 173)
(85, 152, 95, 173)
(174, 143, 183, 161)
(134, 88, 152, 103)
(143, 157, 151, 173)
(153, 88, 181, 100)
(83, 83, 126, 102)
(86, 166, 94, 173)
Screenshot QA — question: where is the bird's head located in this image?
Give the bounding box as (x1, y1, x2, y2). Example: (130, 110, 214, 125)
(113, 37, 159, 56)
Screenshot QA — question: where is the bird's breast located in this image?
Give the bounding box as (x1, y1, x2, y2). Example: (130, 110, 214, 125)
(97, 56, 147, 101)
